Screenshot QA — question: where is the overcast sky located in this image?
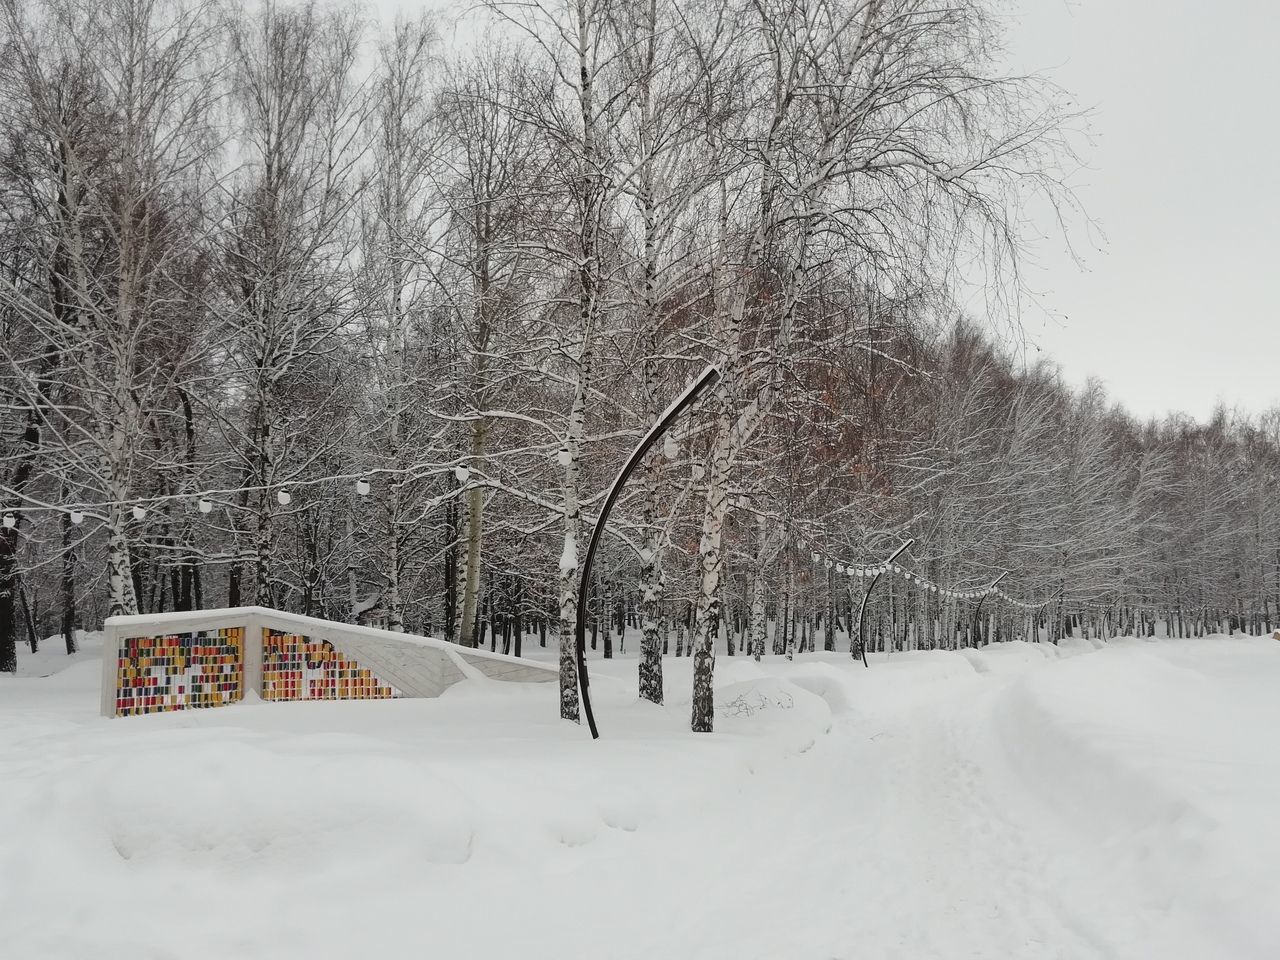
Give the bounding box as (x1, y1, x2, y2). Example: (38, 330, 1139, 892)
(1003, 0, 1280, 423)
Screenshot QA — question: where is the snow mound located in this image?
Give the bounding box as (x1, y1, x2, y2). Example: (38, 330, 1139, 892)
(715, 676, 832, 754)
(84, 740, 477, 868)
(776, 661, 855, 714)
(959, 639, 1058, 675)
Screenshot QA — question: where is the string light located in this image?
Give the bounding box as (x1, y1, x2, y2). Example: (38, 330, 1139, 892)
(454, 466, 470, 484)
(0, 469, 1220, 623)
(0, 462, 466, 523)
(800, 539, 1063, 610)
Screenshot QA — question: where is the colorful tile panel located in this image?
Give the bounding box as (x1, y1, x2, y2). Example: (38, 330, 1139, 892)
(115, 627, 244, 717)
(262, 630, 397, 701)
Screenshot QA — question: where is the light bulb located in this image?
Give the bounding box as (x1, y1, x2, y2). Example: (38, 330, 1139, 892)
(836, 564, 845, 574)
(70, 510, 84, 525)
(197, 498, 212, 514)
(662, 433, 678, 459)
(454, 465, 470, 484)
(132, 505, 146, 521)
(556, 448, 571, 467)
(356, 477, 370, 496)
(277, 490, 291, 506)
(2, 513, 14, 529)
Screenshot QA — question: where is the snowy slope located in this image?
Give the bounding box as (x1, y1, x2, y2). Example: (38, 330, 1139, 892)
(1, 635, 1276, 959)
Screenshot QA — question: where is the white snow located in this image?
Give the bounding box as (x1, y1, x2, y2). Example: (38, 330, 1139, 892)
(2, 633, 1278, 959)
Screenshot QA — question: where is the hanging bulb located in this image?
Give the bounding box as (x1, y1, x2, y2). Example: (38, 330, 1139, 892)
(691, 463, 704, 482)
(811, 551, 820, 562)
(662, 433, 679, 460)
(797, 538, 806, 548)
(70, 510, 84, 525)
(454, 465, 470, 484)
(824, 559, 832, 569)
(356, 477, 371, 496)
(132, 505, 146, 521)
(836, 564, 845, 574)
(197, 497, 213, 514)
(2, 513, 14, 529)
(276, 490, 291, 506)
(556, 447, 571, 468)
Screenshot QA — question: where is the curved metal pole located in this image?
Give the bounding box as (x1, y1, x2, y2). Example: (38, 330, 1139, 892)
(970, 570, 1008, 647)
(575, 364, 722, 739)
(854, 539, 914, 668)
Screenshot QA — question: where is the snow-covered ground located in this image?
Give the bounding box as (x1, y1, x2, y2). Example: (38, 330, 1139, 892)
(2, 632, 1278, 959)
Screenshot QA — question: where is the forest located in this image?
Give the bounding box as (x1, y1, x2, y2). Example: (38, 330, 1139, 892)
(3, 0, 1278, 729)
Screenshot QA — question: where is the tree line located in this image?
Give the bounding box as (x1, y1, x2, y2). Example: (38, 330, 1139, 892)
(4, 0, 1269, 730)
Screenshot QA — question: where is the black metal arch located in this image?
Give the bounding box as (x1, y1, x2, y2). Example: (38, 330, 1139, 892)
(853, 538, 915, 668)
(575, 364, 722, 740)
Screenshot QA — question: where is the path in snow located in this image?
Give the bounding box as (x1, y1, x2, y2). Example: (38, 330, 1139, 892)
(2, 635, 1277, 959)
(451, 650, 1225, 960)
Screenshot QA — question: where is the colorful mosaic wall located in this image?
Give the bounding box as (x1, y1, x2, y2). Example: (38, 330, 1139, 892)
(262, 630, 397, 701)
(115, 627, 244, 717)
